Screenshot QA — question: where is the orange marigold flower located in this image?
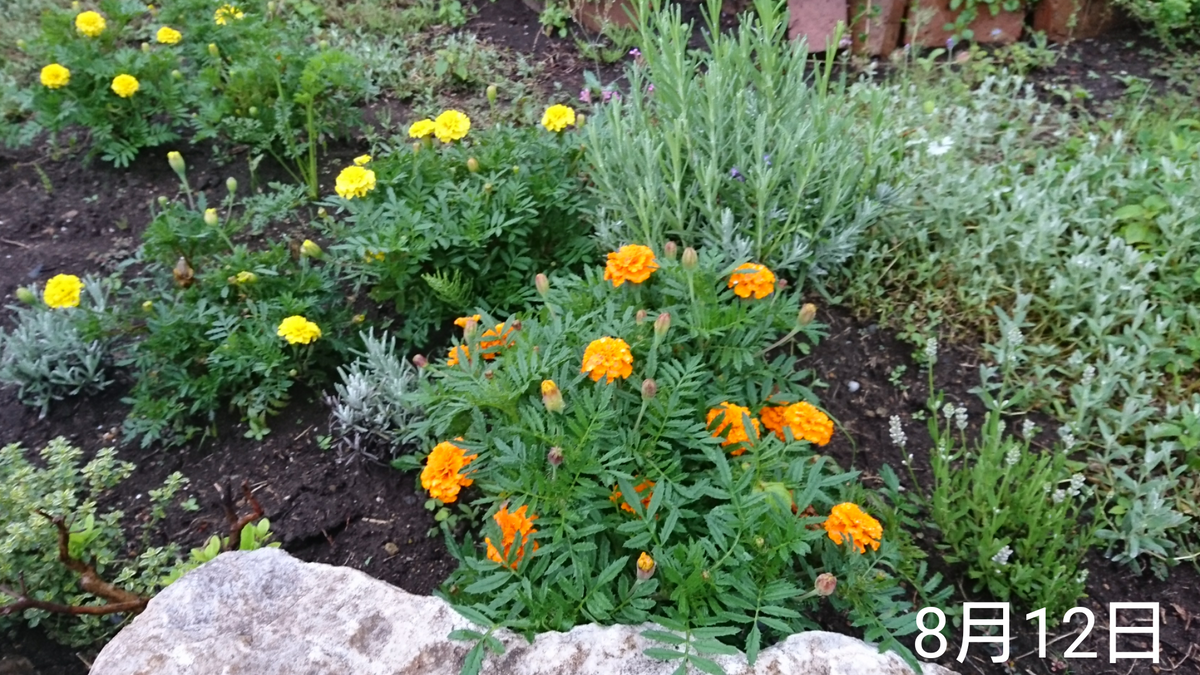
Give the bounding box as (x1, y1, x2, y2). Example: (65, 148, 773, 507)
(610, 479, 655, 514)
(728, 262, 776, 299)
(823, 503, 882, 554)
(604, 244, 658, 287)
(447, 344, 470, 366)
(420, 439, 477, 504)
(581, 337, 633, 383)
(762, 401, 833, 446)
(485, 504, 539, 569)
(707, 402, 760, 456)
(479, 322, 516, 360)
(454, 314, 482, 330)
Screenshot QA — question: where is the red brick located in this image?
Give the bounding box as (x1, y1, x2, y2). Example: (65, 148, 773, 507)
(788, 0, 850, 52)
(850, 0, 906, 54)
(1032, 0, 1119, 41)
(905, 0, 1024, 47)
(574, 0, 637, 32)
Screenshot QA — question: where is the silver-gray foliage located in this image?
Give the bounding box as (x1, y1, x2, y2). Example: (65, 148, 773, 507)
(326, 329, 424, 461)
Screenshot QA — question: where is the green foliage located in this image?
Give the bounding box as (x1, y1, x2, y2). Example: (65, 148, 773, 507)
(0, 278, 118, 418)
(0, 438, 184, 646)
(398, 249, 927, 670)
(317, 121, 595, 346)
(159, 518, 281, 586)
(1109, 0, 1200, 45)
(121, 180, 357, 448)
(585, 0, 900, 278)
(327, 329, 426, 460)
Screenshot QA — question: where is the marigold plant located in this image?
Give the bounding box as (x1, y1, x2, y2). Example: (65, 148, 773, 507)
(604, 244, 658, 287)
(433, 110, 471, 143)
(707, 402, 761, 456)
(335, 166, 376, 200)
(408, 119, 436, 138)
(485, 504, 539, 569)
(762, 401, 833, 446)
(479, 323, 516, 360)
(74, 10, 106, 37)
(40, 64, 70, 89)
(155, 26, 181, 44)
(421, 439, 478, 503)
(542, 104, 576, 132)
(214, 4, 244, 24)
(111, 74, 139, 99)
(42, 274, 84, 309)
(447, 344, 470, 366)
(276, 316, 322, 345)
(610, 479, 654, 514)
(581, 336, 633, 383)
(823, 502, 882, 553)
(728, 263, 776, 299)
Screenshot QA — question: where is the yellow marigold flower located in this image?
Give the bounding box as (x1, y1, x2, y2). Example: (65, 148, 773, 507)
(233, 271, 257, 284)
(214, 4, 244, 24)
(353, 154, 372, 166)
(479, 322, 516, 360)
(610, 479, 654, 514)
(823, 503, 882, 554)
(636, 551, 656, 580)
(728, 262, 776, 299)
(408, 119, 436, 139)
(604, 244, 658, 287)
(111, 74, 139, 98)
(447, 344, 470, 366)
(420, 439, 477, 504)
(156, 26, 181, 44)
(276, 315, 322, 345)
(40, 64, 70, 89)
(581, 336, 633, 383)
(707, 402, 760, 456)
(43, 274, 83, 309)
(334, 165, 376, 199)
(364, 250, 385, 262)
(486, 504, 539, 569)
(433, 109, 470, 143)
(75, 11, 106, 37)
(454, 314, 482, 329)
(541, 104, 576, 132)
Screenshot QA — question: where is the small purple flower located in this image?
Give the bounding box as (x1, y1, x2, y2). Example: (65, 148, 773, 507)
(946, 36, 956, 50)
(580, 88, 591, 103)
(838, 35, 851, 49)
(730, 167, 745, 182)
(763, 154, 771, 166)
(602, 89, 621, 103)
(647, 83, 655, 93)
(990, 28, 1002, 39)
(629, 48, 641, 57)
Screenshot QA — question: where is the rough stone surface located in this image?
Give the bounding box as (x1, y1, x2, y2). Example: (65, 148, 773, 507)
(905, 0, 1024, 47)
(787, 0, 849, 52)
(90, 549, 957, 675)
(850, 0, 906, 54)
(1031, 0, 1119, 42)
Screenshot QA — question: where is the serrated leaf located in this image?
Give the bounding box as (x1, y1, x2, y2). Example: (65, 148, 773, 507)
(464, 572, 511, 595)
(642, 629, 687, 645)
(643, 647, 687, 660)
(690, 655, 728, 675)
(448, 629, 484, 642)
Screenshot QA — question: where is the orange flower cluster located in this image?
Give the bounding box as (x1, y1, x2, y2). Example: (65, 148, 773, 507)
(485, 504, 539, 569)
(823, 503, 882, 554)
(447, 344, 471, 366)
(728, 263, 776, 299)
(581, 337, 633, 383)
(604, 244, 658, 287)
(420, 440, 477, 504)
(610, 479, 655, 514)
(707, 402, 760, 456)
(454, 314, 482, 329)
(760, 401, 833, 446)
(479, 322, 517, 359)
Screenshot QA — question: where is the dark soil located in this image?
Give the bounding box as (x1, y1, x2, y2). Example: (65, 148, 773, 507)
(2, 6, 1199, 675)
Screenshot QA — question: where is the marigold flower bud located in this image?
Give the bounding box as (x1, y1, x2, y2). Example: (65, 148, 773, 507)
(142, 42, 150, 52)
(16, 39, 25, 50)
(635, 309, 647, 324)
(636, 552, 656, 581)
(317, 207, 327, 218)
(654, 312, 670, 338)
(755, 536, 765, 549)
(142, 300, 153, 311)
(641, 378, 657, 400)
(171, 69, 183, 80)
(167, 151, 186, 179)
(173, 257, 194, 287)
(300, 239, 323, 258)
(512, 165, 520, 173)
(226, 177, 238, 194)
(486, 84, 498, 105)
(248, 106, 258, 116)
(815, 573, 837, 597)
(681, 246, 698, 270)
(798, 303, 817, 326)
(541, 379, 564, 413)
(462, 318, 478, 339)
(15, 287, 36, 305)
(740, 462, 751, 471)
(467, 157, 479, 173)
(484, 370, 494, 380)
(204, 208, 218, 226)
(483, 182, 493, 194)
(701, 569, 711, 582)
(664, 241, 677, 260)
(288, 369, 298, 377)
(412, 141, 422, 153)
(576, 113, 586, 129)
(412, 354, 428, 368)
(157, 196, 168, 206)
(547, 446, 563, 467)
(318, 40, 328, 49)
(352, 313, 365, 324)
(535, 273, 549, 297)
(208, 43, 219, 57)
(267, 0, 275, 11)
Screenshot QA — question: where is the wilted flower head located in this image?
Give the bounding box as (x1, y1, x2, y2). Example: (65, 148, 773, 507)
(815, 573, 837, 596)
(547, 446, 564, 467)
(541, 379, 564, 413)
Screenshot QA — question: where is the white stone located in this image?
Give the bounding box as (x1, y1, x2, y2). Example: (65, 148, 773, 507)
(90, 548, 955, 675)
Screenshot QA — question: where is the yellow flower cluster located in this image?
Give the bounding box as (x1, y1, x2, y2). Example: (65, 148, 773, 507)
(335, 165, 376, 199)
(581, 337, 633, 383)
(156, 26, 182, 44)
(75, 10, 106, 37)
(407, 119, 436, 139)
(111, 74, 139, 98)
(353, 154, 372, 166)
(43, 274, 84, 309)
(420, 439, 477, 503)
(276, 315, 321, 345)
(823, 503, 882, 553)
(541, 104, 576, 132)
(40, 64, 71, 89)
(214, 4, 244, 24)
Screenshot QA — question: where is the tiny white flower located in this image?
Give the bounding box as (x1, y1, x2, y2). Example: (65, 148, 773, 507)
(1021, 418, 1035, 439)
(1052, 489, 1067, 504)
(991, 545, 1013, 565)
(955, 405, 968, 431)
(927, 136, 954, 156)
(924, 337, 938, 364)
(1080, 365, 1096, 387)
(1005, 447, 1020, 467)
(942, 403, 955, 420)
(889, 415, 907, 449)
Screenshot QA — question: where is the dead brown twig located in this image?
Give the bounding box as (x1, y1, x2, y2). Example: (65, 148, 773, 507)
(214, 479, 265, 552)
(0, 511, 149, 618)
